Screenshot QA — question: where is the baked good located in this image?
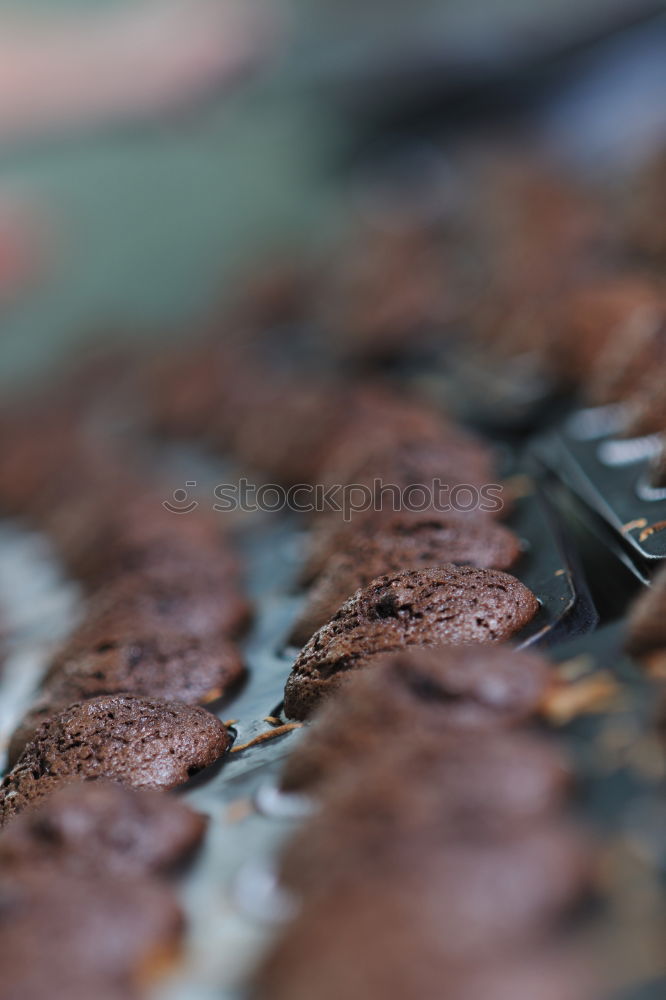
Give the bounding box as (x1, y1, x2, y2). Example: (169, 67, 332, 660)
(318, 433, 498, 496)
(585, 296, 666, 406)
(0, 780, 206, 878)
(279, 822, 589, 955)
(281, 644, 552, 793)
(229, 380, 446, 487)
(300, 504, 502, 586)
(626, 565, 666, 666)
(145, 338, 237, 440)
(318, 218, 452, 365)
(626, 147, 666, 260)
(252, 901, 592, 1000)
(0, 866, 183, 998)
(0, 401, 88, 517)
(584, 304, 665, 406)
(284, 567, 540, 719)
(620, 372, 666, 439)
(300, 434, 506, 586)
(289, 514, 522, 645)
(45, 485, 244, 595)
(8, 627, 242, 765)
(230, 378, 351, 485)
(554, 275, 662, 385)
(281, 730, 569, 855)
(311, 385, 449, 486)
(0, 694, 231, 824)
(68, 568, 249, 642)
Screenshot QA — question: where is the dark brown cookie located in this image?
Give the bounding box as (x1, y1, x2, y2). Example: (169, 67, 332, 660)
(312, 385, 449, 486)
(279, 823, 590, 957)
(280, 645, 553, 794)
(284, 567, 540, 719)
(0, 401, 88, 517)
(281, 731, 569, 861)
(229, 376, 449, 487)
(0, 780, 206, 878)
(318, 219, 452, 365)
(319, 432, 498, 495)
(584, 305, 666, 406)
(252, 900, 593, 1000)
(70, 569, 249, 643)
(0, 695, 231, 824)
(0, 866, 183, 998)
(626, 565, 666, 668)
(620, 373, 666, 438)
(47, 485, 243, 595)
(289, 514, 522, 645)
(300, 504, 500, 586)
(554, 275, 661, 384)
(626, 147, 666, 260)
(145, 338, 236, 440)
(229, 379, 353, 486)
(8, 627, 242, 765)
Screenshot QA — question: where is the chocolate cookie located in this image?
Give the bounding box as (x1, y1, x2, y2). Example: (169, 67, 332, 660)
(584, 304, 666, 406)
(230, 375, 447, 487)
(281, 646, 553, 794)
(0, 866, 183, 998)
(284, 567, 540, 719)
(319, 433, 498, 496)
(0, 401, 88, 517)
(627, 147, 666, 260)
(0, 695, 231, 824)
(145, 338, 236, 439)
(626, 564, 666, 666)
(289, 515, 522, 645)
(47, 484, 243, 594)
(281, 730, 569, 858)
(299, 503, 501, 586)
(252, 900, 592, 1000)
(555, 275, 661, 384)
(620, 372, 666, 439)
(8, 628, 242, 765)
(312, 385, 448, 486)
(72, 567, 249, 642)
(318, 219, 450, 365)
(279, 823, 590, 957)
(0, 780, 206, 878)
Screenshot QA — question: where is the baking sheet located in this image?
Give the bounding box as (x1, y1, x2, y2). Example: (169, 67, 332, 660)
(0, 430, 630, 999)
(534, 406, 666, 565)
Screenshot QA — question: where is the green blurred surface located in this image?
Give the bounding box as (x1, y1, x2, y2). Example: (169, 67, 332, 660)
(0, 80, 343, 385)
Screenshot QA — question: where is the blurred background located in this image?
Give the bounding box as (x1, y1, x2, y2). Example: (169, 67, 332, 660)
(0, 0, 664, 385)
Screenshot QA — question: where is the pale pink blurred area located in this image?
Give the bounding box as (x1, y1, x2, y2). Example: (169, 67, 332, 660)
(0, 0, 275, 142)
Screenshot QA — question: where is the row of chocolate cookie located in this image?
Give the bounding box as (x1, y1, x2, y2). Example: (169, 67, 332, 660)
(143, 332, 546, 715)
(0, 779, 209, 1000)
(275, 393, 542, 715)
(0, 408, 250, 770)
(244, 358, 594, 994)
(250, 643, 594, 998)
(141, 145, 666, 479)
(0, 395, 243, 996)
(323, 150, 666, 408)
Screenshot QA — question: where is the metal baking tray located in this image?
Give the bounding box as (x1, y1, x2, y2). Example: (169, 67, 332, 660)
(533, 406, 666, 567)
(0, 430, 602, 998)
